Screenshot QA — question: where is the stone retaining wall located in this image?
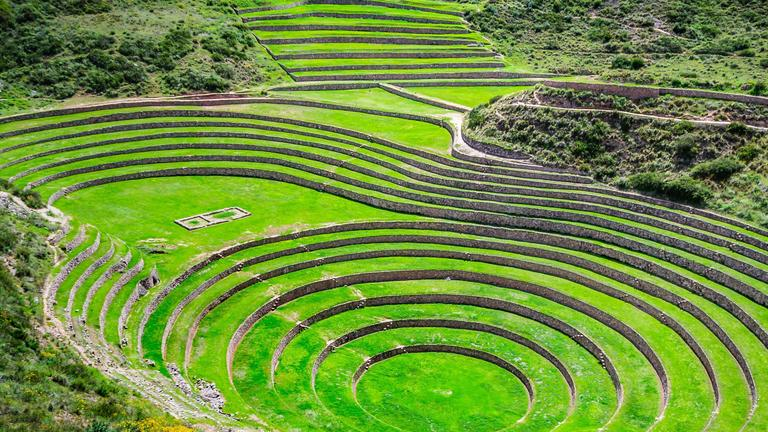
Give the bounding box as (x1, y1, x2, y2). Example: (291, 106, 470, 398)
(261, 36, 476, 45)
(350, 344, 532, 398)
(81, 251, 130, 322)
(17, 104, 765, 244)
(99, 258, 144, 337)
(541, 80, 768, 106)
(49, 233, 100, 305)
(66, 242, 115, 316)
(273, 50, 494, 60)
(213, 228, 744, 399)
(294, 71, 558, 82)
(251, 24, 470, 34)
(244, 12, 459, 24)
(327, 324, 538, 400)
(151, 217, 755, 400)
(64, 225, 86, 252)
(283, 304, 575, 398)
(44, 150, 767, 280)
(286, 61, 503, 73)
(227, 269, 665, 400)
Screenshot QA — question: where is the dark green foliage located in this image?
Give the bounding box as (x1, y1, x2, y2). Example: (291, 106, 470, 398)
(0, 0, 273, 103)
(693, 36, 751, 55)
(466, 0, 768, 91)
(612, 55, 645, 70)
(674, 134, 699, 159)
(691, 157, 744, 181)
(736, 144, 761, 162)
(624, 172, 712, 204)
(751, 82, 767, 96)
(465, 88, 766, 212)
(0, 0, 12, 27)
(0, 182, 45, 209)
(467, 107, 486, 129)
(726, 122, 749, 134)
(163, 66, 228, 92)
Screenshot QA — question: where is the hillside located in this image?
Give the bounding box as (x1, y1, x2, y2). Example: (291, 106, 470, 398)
(464, 85, 768, 225)
(468, 0, 768, 92)
(0, 202, 191, 431)
(0, 0, 285, 114)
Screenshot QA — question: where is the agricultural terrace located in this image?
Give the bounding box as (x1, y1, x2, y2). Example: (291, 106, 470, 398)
(1, 0, 767, 431)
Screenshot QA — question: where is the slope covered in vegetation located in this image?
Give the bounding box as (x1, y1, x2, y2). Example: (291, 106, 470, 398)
(0, 0, 285, 114)
(0, 207, 191, 431)
(465, 85, 768, 225)
(468, 0, 768, 92)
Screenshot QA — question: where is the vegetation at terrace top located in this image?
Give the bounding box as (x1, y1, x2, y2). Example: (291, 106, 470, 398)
(467, 0, 768, 92)
(0, 208, 193, 432)
(465, 85, 768, 224)
(0, 0, 285, 114)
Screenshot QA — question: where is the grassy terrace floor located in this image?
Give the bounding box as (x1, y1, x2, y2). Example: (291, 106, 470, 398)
(2, 0, 767, 431)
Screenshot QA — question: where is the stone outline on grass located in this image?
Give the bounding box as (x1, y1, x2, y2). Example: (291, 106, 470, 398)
(174, 207, 251, 231)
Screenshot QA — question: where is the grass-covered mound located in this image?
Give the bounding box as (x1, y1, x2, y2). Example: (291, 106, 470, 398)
(465, 85, 768, 224)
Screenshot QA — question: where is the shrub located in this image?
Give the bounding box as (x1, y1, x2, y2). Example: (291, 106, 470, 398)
(664, 176, 712, 204)
(672, 120, 695, 135)
(736, 143, 761, 162)
(673, 133, 699, 158)
(13, 188, 44, 209)
(0, 0, 12, 27)
(760, 59, 768, 69)
(691, 157, 744, 181)
(0, 223, 17, 253)
(726, 122, 749, 134)
(467, 108, 487, 129)
(612, 55, 645, 70)
(750, 82, 767, 96)
(625, 171, 711, 204)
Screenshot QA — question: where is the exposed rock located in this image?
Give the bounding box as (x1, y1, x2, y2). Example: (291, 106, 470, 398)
(138, 266, 161, 291)
(166, 362, 194, 397)
(196, 378, 226, 412)
(0, 191, 32, 218)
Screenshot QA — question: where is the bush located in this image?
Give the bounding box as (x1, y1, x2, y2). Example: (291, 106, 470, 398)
(673, 133, 699, 158)
(0, 0, 12, 27)
(750, 82, 767, 96)
(726, 122, 749, 134)
(467, 108, 487, 129)
(163, 67, 228, 93)
(612, 55, 645, 70)
(691, 157, 744, 181)
(664, 176, 712, 204)
(0, 224, 17, 253)
(625, 171, 711, 205)
(736, 143, 761, 162)
(694, 36, 751, 55)
(760, 59, 768, 69)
